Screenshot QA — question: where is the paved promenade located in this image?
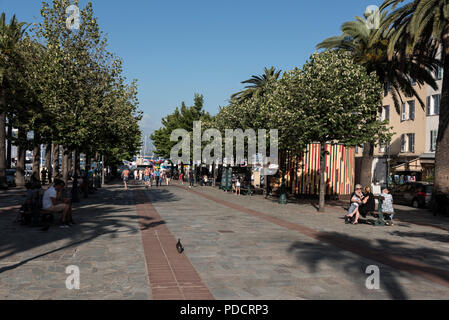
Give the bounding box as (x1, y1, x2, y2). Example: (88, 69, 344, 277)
(1, 182, 449, 299)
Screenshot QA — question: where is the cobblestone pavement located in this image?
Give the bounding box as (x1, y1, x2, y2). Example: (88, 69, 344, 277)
(1, 182, 449, 299)
(0, 185, 151, 299)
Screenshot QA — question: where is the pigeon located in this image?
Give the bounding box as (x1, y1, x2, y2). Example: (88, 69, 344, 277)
(176, 239, 184, 254)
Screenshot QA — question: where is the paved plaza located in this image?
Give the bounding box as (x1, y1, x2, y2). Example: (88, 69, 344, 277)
(1, 182, 449, 300)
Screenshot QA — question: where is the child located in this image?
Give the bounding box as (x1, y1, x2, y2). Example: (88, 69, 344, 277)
(235, 178, 241, 196)
(381, 187, 395, 226)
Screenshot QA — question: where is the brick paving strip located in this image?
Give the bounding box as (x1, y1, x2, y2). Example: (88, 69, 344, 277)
(134, 189, 214, 300)
(176, 185, 449, 289)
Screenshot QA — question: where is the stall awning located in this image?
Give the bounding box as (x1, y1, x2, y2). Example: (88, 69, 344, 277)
(392, 158, 422, 172)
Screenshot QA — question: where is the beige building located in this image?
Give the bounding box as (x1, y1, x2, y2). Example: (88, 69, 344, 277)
(356, 67, 441, 186)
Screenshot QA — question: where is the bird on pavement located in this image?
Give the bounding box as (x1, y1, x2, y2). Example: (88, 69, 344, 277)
(176, 239, 184, 254)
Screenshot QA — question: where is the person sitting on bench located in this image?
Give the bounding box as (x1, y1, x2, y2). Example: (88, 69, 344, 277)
(42, 179, 73, 228)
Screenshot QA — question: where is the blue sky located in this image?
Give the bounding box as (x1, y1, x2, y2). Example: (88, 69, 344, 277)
(1, 0, 383, 143)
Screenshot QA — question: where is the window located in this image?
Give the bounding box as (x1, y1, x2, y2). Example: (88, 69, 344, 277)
(408, 101, 415, 120)
(430, 130, 438, 152)
(384, 105, 390, 121)
(408, 133, 415, 153)
(378, 107, 383, 122)
(401, 103, 407, 121)
(427, 94, 441, 116)
(379, 141, 389, 153)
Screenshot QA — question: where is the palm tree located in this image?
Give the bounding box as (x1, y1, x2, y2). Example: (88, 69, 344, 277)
(0, 13, 27, 188)
(231, 66, 282, 103)
(378, 0, 449, 196)
(317, 10, 438, 113)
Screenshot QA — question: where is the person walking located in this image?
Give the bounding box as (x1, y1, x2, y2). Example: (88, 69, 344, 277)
(144, 166, 151, 189)
(179, 172, 184, 186)
(121, 167, 130, 190)
(134, 169, 138, 182)
(189, 170, 194, 188)
(166, 171, 171, 186)
(155, 169, 161, 187)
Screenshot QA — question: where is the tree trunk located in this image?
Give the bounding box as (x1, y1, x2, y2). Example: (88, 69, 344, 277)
(67, 150, 73, 179)
(0, 108, 6, 188)
(359, 142, 374, 187)
(32, 143, 40, 180)
(319, 142, 327, 212)
(62, 146, 70, 185)
(52, 144, 60, 179)
(75, 150, 81, 177)
(6, 120, 12, 169)
(15, 128, 26, 187)
(84, 153, 90, 198)
(101, 155, 105, 187)
(32, 129, 41, 179)
(45, 143, 52, 183)
(434, 50, 449, 194)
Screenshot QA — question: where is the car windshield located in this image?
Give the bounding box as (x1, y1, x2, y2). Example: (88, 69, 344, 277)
(425, 185, 433, 193)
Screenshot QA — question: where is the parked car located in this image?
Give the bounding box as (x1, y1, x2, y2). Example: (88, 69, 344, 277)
(6, 169, 16, 187)
(391, 182, 433, 208)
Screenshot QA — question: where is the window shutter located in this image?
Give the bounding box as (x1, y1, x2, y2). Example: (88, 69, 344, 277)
(401, 103, 406, 121)
(385, 106, 390, 121)
(426, 96, 431, 116)
(401, 134, 405, 152)
(409, 134, 415, 153)
(409, 101, 415, 120)
(434, 95, 440, 115)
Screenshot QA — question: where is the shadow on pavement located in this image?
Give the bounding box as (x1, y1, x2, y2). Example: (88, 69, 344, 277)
(287, 231, 449, 299)
(0, 183, 180, 274)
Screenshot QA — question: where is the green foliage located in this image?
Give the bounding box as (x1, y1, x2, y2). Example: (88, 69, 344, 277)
(300, 51, 391, 146)
(317, 9, 439, 114)
(150, 93, 211, 159)
(1, 0, 143, 171)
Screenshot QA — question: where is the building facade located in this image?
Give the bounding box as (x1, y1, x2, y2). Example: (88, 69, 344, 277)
(355, 65, 441, 187)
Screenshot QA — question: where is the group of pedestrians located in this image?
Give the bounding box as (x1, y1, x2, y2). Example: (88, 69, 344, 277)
(345, 184, 395, 225)
(121, 166, 172, 190)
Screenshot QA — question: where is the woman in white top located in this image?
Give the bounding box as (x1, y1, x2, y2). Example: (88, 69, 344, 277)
(235, 178, 241, 195)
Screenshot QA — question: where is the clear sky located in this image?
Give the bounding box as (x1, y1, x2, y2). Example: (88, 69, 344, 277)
(1, 0, 383, 143)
